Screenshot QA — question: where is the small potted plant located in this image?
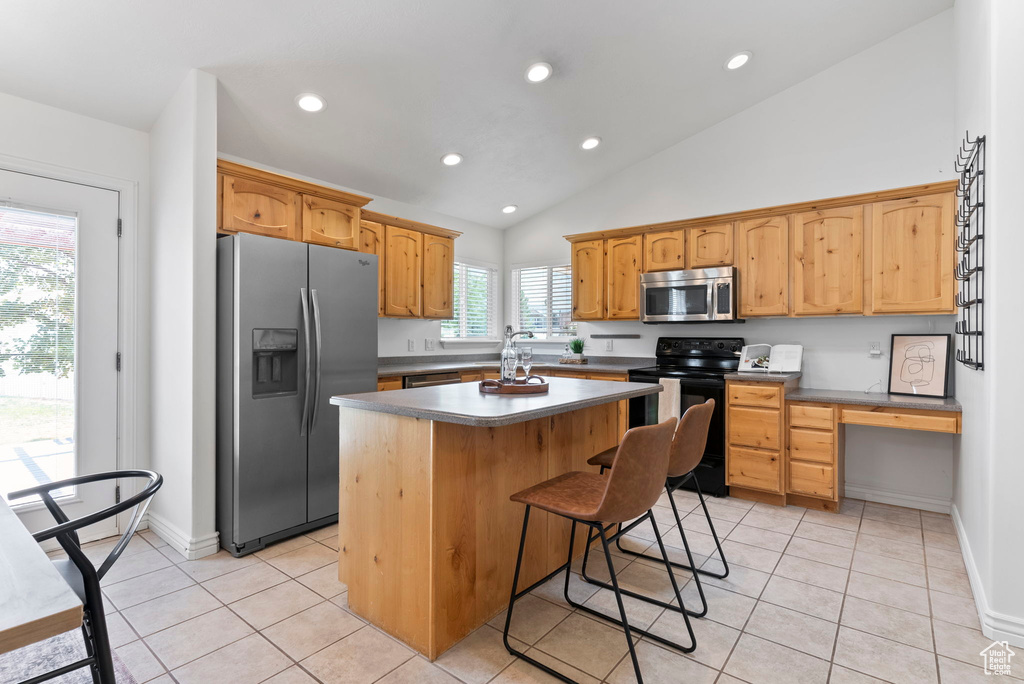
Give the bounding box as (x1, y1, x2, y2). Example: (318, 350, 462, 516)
(566, 337, 587, 364)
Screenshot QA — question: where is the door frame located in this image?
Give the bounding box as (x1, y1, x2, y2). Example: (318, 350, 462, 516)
(0, 152, 141, 545)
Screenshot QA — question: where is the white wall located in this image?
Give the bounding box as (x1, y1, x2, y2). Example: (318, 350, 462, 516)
(216, 153, 506, 357)
(148, 70, 219, 559)
(953, 0, 1024, 646)
(503, 11, 957, 511)
(0, 90, 151, 524)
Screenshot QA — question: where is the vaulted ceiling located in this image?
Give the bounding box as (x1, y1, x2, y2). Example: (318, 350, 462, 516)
(2, 0, 952, 227)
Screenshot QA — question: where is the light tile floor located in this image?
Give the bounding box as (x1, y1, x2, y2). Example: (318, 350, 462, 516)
(33, 493, 1017, 684)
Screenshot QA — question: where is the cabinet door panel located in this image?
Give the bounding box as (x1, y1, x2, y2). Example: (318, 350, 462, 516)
(359, 220, 385, 316)
(686, 223, 734, 268)
(571, 240, 605, 320)
(728, 407, 781, 450)
(384, 226, 423, 317)
(605, 236, 640, 319)
(788, 461, 834, 499)
(737, 216, 789, 316)
(643, 230, 684, 272)
(727, 446, 782, 493)
(870, 193, 954, 313)
(222, 175, 300, 240)
(422, 235, 454, 319)
(792, 206, 864, 315)
(302, 195, 359, 249)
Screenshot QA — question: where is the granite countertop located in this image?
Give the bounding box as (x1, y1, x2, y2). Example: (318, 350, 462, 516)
(786, 388, 962, 412)
(331, 377, 662, 427)
(377, 356, 654, 378)
(724, 372, 803, 383)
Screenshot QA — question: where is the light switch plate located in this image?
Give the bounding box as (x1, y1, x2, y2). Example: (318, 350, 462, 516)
(407, 339, 415, 352)
(605, 339, 614, 352)
(424, 338, 435, 351)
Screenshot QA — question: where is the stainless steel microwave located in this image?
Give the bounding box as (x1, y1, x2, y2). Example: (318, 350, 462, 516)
(640, 267, 738, 322)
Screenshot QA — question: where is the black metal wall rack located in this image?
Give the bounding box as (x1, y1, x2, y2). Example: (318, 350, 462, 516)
(954, 132, 985, 370)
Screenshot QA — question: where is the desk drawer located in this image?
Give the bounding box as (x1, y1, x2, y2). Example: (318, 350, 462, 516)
(789, 428, 834, 464)
(841, 408, 960, 434)
(729, 383, 782, 408)
(728, 446, 782, 493)
(788, 460, 834, 499)
(729, 407, 781, 450)
(789, 404, 834, 430)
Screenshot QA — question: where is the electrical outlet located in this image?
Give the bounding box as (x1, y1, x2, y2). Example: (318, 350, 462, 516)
(407, 339, 415, 352)
(424, 338, 435, 351)
(605, 339, 614, 352)
(869, 342, 882, 358)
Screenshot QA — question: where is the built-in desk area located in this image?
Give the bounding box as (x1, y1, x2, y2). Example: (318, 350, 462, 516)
(724, 374, 962, 513)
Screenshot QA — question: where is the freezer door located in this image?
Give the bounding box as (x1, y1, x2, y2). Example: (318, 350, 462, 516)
(307, 245, 379, 521)
(233, 234, 311, 544)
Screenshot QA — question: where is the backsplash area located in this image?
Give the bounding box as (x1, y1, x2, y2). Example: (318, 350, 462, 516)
(574, 315, 955, 393)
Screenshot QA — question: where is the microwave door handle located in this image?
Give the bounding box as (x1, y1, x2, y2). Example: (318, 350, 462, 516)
(300, 287, 312, 437)
(707, 282, 715, 320)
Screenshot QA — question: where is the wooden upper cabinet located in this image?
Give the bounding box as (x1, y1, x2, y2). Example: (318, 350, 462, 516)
(358, 220, 385, 316)
(606, 236, 641, 319)
(571, 240, 605, 320)
(791, 206, 864, 315)
(686, 223, 734, 268)
(221, 174, 300, 240)
(737, 216, 789, 317)
(302, 195, 359, 249)
(870, 193, 955, 314)
(643, 230, 684, 272)
(383, 226, 423, 317)
(422, 235, 454, 319)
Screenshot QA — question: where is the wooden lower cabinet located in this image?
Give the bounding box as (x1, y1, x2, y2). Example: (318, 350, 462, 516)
(785, 402, 843, 507)
(727, 446, 782, 493)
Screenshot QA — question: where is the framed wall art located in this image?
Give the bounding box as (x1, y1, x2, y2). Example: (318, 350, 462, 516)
(888, 334, 951, 398)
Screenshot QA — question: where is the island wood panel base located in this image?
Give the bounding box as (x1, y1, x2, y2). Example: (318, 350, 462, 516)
(336, 403, 618, 660)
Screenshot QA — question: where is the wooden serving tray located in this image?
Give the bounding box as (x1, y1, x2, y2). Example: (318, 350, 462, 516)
(479, 376, 549, 395)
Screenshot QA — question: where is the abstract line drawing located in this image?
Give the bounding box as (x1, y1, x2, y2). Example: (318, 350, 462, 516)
(900, 341, 936, 388)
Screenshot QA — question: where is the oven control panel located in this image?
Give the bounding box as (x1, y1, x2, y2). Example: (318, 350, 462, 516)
(656, 337, 745, 357)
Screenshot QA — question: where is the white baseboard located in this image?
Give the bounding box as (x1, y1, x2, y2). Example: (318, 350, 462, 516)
(146, 511, 220, 561)
(844, 481, 952, 514)
(952, 505, 1024, 647)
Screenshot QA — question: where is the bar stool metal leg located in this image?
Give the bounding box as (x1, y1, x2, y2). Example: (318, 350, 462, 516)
(567, 512, 696, 655)
(614, 473, 731, 580)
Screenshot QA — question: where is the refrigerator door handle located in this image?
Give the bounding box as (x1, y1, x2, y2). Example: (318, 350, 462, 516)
(310, 288, 323, 430)
(300, 287, 312, 436)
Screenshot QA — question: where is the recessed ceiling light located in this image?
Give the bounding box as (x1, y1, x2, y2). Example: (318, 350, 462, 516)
(295, 93, 326, 112)
(581, 137, 601, 150)
(441, 153, 463, 166)
(725, 51, 752, 70)
(525, 62, 553, 83)
(502, 205, 518, 214)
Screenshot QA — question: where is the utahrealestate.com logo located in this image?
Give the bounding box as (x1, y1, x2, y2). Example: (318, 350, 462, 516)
(981, 641, 1016, 676)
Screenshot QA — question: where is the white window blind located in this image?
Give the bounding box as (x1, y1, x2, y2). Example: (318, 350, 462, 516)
(441, 261, 497, 339)
(512, 264, 576, 338)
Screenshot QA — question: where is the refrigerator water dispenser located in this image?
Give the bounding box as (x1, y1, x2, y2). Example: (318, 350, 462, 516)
(252, 328, 298, 397)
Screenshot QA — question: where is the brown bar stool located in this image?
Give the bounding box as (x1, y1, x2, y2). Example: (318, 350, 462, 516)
(502, 419, 695, 684)
(581, 399, 725, 618)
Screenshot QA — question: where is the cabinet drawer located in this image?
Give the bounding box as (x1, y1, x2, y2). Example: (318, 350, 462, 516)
(727, 446, 782, 493)
(459, 371, 483, 382)
(729, 383, 782, 408)
(586, 372, 628, 382)
(841, 409, 960, 434)
(788, 461, 834, 499)
(377, 377, 403, 391)
(789, 428, 834, 464)
(789, 404, 834, 430)
(728, 407, 781, 450)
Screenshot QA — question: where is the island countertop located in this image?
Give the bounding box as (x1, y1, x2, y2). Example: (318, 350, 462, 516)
(330, 376, 662, 427)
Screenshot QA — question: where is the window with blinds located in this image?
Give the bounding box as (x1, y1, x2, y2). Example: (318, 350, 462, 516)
(512, 264, 577, 338)
(441, 261, 497, 339)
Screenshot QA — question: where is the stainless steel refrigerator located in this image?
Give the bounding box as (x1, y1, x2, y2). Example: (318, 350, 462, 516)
(216, 232, 378, 556)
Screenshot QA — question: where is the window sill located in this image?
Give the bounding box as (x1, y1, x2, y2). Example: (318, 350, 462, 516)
(439, 338, 502, 349)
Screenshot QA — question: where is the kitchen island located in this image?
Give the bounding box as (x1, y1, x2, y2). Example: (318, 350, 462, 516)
(330, 377, 662, 659)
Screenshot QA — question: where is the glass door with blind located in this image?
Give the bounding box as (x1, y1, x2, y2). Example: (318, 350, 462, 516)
(0, 168, 120, 541)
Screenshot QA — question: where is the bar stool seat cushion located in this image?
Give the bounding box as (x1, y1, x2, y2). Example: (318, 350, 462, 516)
(586, 446, 616, 469)
(510, 471, 607, 521)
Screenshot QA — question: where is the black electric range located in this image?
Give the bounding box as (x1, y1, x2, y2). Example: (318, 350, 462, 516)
(627, 337, 744, 497)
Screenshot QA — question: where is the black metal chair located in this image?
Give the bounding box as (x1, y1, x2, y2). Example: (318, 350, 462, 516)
(8, 470, 163, 684)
